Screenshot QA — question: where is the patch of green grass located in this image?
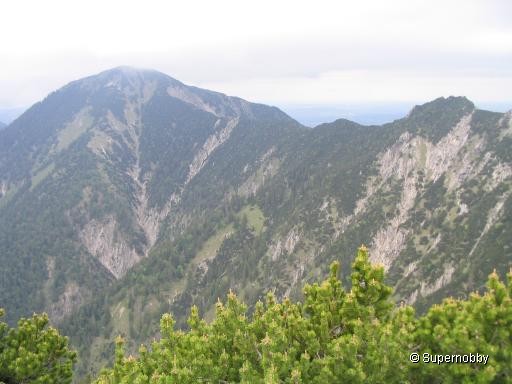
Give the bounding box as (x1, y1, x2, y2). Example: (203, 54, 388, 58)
(56, 110, 93, 151)
(418, 141, 428, 169)
(30, 163, 55, 191)
(195, 224, 234, 264)
(238, 204, 265, 234)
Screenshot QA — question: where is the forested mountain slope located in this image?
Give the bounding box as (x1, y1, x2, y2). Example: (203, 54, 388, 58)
(0, 67, 510, 378)
(0, 66, 301, 326)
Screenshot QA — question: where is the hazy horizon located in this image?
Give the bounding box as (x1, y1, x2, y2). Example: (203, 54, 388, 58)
(0, 86, 510, 127)
(1, 0, 510, 114)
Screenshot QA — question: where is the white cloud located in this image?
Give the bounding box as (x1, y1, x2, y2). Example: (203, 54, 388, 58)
(0, 0, 510, 108)
(200, 69, 512, 105)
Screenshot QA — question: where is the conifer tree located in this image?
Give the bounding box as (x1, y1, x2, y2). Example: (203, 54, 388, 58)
(93, 248, 512, 383)
(0, 309, 76, 383)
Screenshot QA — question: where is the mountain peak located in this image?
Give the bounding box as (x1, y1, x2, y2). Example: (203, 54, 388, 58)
(401, 96, 475, 142)
(67, 66, 182, 96)
(100, 66, 175, 80)
(107, 65, 153, 73)
(408, 96, 475, 118)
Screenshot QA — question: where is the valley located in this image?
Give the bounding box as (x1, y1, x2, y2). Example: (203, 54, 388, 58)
(0, 67, 510, 379)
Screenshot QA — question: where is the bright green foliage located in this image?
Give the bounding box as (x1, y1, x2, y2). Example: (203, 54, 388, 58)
(412, 269, 512, 383)
(94, 247, 512, 383)
(93, 247, 412, 383)
(0, 309, 76, 383)
(3, 70, 510, 381)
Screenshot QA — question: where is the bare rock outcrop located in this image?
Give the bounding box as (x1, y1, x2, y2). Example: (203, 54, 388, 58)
(48, 282, 85, 323)
(80, 217, 141, 279)
(269, 227, 302, 261)
(370, 113, 474, 270)
(186, 117, 239, 184)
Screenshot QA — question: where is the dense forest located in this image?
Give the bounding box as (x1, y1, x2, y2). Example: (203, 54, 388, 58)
(1, 68, 511, 377)
(2, 247, 511, 383)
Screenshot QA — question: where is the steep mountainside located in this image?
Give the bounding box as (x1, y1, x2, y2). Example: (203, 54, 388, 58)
(0, 67, 301, 327)
(0, 68, 510, 378)
(0, 121, 5, 130)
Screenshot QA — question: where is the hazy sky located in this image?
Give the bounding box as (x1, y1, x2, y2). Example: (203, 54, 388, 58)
(1, 0, 511, 111)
